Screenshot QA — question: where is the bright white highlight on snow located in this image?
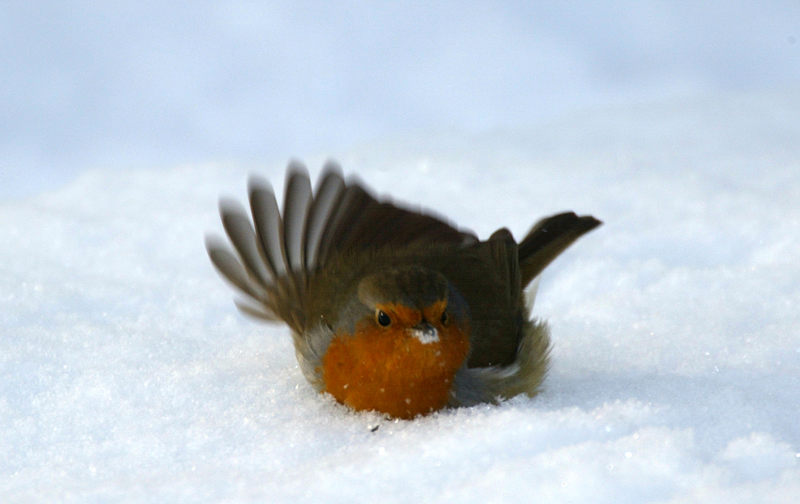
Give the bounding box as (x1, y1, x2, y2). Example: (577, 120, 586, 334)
(2, 91, 799, 501)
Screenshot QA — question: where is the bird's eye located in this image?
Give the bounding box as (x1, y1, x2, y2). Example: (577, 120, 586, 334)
(440, 310, 449, 326)
(377, 310, 391, 327)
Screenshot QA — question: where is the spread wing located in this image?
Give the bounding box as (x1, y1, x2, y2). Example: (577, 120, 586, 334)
(205, 161, 477, 334)
(437, 230, 524, 368)
(448, 213, 600, 403)
(444, 214, 600, 368)
(517, 212, 602, 286)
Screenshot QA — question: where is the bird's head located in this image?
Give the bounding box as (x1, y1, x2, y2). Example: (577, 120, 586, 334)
(321, 266, 471, 418)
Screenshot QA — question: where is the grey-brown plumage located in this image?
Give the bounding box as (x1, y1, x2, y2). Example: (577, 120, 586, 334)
(206, 161, 601, 413)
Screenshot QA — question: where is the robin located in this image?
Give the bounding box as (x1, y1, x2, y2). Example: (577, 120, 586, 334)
(206, 161, 600, 419)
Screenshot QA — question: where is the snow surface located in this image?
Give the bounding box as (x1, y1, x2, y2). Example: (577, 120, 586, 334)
(3, 91, 800, 502)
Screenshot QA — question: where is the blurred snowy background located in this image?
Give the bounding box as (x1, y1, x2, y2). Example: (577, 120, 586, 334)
(3, 1, 799, 198)
(2, 1, 800, 502)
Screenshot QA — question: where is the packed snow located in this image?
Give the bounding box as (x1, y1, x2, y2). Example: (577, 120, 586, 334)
(2, 90, 799, 502)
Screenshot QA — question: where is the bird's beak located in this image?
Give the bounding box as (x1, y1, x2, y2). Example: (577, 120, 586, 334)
(408, 322, 439, 344)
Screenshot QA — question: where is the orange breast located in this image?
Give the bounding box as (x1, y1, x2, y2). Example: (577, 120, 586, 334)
(320, 306, 470, 419)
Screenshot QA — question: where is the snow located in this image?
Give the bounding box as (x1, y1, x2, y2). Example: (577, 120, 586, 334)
(3, 1, 800, 500)
(2, 89, 799, 502)
(3, 1, 800, 199)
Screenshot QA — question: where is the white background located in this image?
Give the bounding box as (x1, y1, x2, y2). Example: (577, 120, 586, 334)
(3, 1, 798, 197)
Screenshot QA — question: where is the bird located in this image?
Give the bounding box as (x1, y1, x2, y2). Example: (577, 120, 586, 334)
(205, 161, 601, 419)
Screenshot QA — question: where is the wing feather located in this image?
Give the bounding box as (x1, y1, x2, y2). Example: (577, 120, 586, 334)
(282, 164, 313, 274)
(304, 163, 345, 271)
(248, 177, 286, 279)
(205, 235, 266, 302)
(219, 199, 273, 288)
(208, 161, 478, 333)
(518, 212, 602, 286)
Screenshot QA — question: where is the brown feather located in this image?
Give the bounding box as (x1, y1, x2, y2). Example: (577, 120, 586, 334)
(303, 163, 345, 271)
(247, 177, 286, 279)
(206, 163, 601, 406)
(518, 212, 602, 286)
